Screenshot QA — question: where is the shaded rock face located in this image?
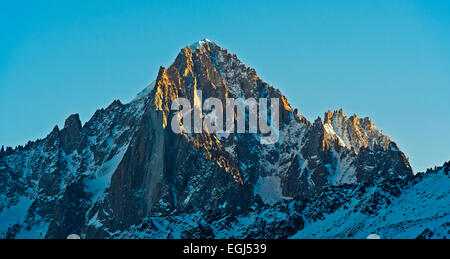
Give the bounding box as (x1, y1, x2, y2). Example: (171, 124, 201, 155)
(61, 114, 86, 154)
(45, 179, 91, 239)
(0, 40, 416, 238)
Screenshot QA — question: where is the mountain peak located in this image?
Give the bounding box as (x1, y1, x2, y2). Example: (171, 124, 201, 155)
(63, 113, 82, 130)
(190, 38, 212, 50)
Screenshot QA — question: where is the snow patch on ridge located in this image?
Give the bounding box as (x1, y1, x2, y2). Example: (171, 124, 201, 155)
(0, 197, 33, 234)
(135, 81, 156, 100)
(254, 176, 292, 205)
(85, 145, 129, 202)
(323, 123, 346, 148)
(190, 38, 211, 50)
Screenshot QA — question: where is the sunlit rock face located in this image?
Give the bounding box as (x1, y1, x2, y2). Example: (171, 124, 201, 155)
(0, 40, 425, 239)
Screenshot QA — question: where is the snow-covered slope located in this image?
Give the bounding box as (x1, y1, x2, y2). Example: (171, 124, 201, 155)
(292, 163, 450, 239)
(115, 162, 449, 239)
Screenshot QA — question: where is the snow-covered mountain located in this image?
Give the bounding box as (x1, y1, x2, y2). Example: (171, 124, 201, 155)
(0, 40, 447, 239)
(116, 162, 449, 239)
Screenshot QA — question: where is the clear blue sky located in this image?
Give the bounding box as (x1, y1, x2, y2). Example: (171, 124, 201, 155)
(1, 0, 449, 172)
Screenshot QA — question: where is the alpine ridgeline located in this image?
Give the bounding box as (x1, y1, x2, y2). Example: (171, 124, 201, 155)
(0, 39, 448, 239)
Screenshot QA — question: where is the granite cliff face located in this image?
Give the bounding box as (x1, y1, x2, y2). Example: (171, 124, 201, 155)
(1, 40, 445, 239)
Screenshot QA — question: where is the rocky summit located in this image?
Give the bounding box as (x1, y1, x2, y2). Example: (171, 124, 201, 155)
(0, 40, 448, 239)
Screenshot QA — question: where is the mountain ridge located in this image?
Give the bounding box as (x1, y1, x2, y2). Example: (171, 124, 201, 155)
(0, 40, 445, 239)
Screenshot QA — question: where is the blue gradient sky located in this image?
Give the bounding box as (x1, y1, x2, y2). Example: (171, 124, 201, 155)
(1, 0, 449, 172)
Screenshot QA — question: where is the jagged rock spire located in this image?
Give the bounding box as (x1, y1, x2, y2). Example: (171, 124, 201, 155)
(64, 114, 82, 130)
(61, 113, 85, 154)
